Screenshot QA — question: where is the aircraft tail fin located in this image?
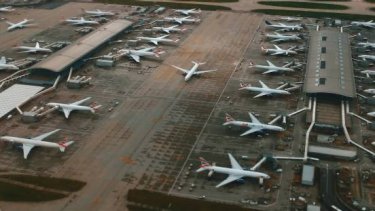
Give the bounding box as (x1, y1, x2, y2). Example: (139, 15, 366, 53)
(248, 61, 255, 68)
(154, 48, 166, 57)
(239, 82, 249, 89)
(265, 20, 272, 25)
(174, 39, 180, 43)
(196, 157, 210, 172)
(0, 56, 6, 64)
(90, 103, 102, 113)
(58, 139, 74, 152)
(225, 113, 235, 122)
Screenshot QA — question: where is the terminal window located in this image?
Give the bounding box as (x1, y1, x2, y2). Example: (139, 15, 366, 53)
(319, 78, 326, 85)
(322, 36, 327, 41)
(321, 47, 326, 53)
(320, 61, 326, 69)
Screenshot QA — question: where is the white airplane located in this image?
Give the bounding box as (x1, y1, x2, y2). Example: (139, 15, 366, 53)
(84, 9, 115, 17)
(278, 17, 302, 22)
(0, 129, 74, 159)
(171, 61, 217, 81)
(351, 20, 375, 29)
(151, 25, 187, 34)
(0, 6, 15, 12)
(223, 112, 285, 136)
(261, 45, 297, 56)
(14, 42, 52, 53)
(265, 20, 303, 32)
(239, 80, 290, 98)
(361, 70, 375, 78)
(164, 16, 200, 25)
(64, 17, 99, 25)
(174, 8, 201, 16)
(46, 97, 101, 119)
(6, 19, 35, 31)
(359, 55, 375, 62)
(136, 35, 179, 45)
(0, 56, 18, 70)
(249, 60, 294, 74)
(358, 42, 375, 49)
(196, 153, 270, 187)
(364, 88, 375, 96)
(117, 47, 165, 63)
(367, 111, 375, 117)
(265, 32, 302, 43)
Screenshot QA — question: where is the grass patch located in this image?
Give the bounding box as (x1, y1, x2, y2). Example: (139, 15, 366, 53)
(176, 0, 238, 2)
(0, 181, 66, 202)
(371, 7, 375, 12)
(308, 0, 350, 2)
(127, 189, 259, 211)
(94, 0, 232, 10)
(253, 9, 375, 21)
(258, 1, 349, 10)
(364, 0, 375, 3)
(0, 174, 86, 192)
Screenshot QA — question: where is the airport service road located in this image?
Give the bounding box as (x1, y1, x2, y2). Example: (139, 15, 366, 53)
(0, 11, 263, 211)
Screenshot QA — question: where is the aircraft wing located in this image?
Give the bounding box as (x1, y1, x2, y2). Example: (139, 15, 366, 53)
(266, 60, 275, 67)
(271, 52, 284, 56)
(150, 40, 158, 45)
(130, 54, 140, 63)
(263, 69, 278, 74)
(258, 80, 269, 89)
(32, 129, 61, 141)
(171, 65, 189, 74)
(22, 143, 35, 159)
(254, 92, 269, 98)
(6, 21, 14, 25)
(273, 45, 282, 50)
(71, 97, 91, 106)
(19, 49, 36, 53)
(271, 38, 285, 43)
(240, 127, 262, 136)
(248, 112, 261, 124)
(62, 107, 73, 119)
(216, 174, 243, 188)
(228, 153, 243, 170)
(139, 47, 155, 52)
(194, 69, 217, 75)
(162, 29, 170, 33)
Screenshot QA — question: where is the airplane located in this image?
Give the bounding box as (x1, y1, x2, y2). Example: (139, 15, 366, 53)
(6, 19, 35, 31)
(265, 20, 304, 32)
(64, 17, 99, 25)
(363, 88, 375, 96)
(361, 70, 375, 78)
(117, 47, 165, 63)
(0, 6, 15, 12)
(277, 17, 302, 22)
(14, 42, 52, 53)
(46, 97, 101, 119)
(367, 111, 375, 117)
(249, 60, 294, 74)
(351, 20, 375, 29)
(239, 80, 291, 98)
(136, 35, 179, 45)
(174, 8, 201, 16)
(171, 61, 217, 81)
(261, 44, 297, 56)
(358, 55, 375, 62)
(0, 129, 74, 159)
(196, 153, 270, 187)
(84, 9, 115, 17)
(0, 56, 19, 70)
(223, 112, 285, 136)
(151, 25, 187, 34)
(164, 16, 200, 25)
(358, 41, 375, 49)
(265, 32, 302, 43)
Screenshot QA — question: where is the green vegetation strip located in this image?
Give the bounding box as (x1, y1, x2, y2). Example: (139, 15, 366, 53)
(1, 174, 86, 192)
(308, 0, 350, 2)
(253, 9, 375, 21)
(94, 0, 231, 10)
(176, 0, 238, 2)
(371, 7, 375, 11)
(0, 181, 66, 202)
(364, 0, 375, 3)
(127, 189, 259, 211)
(258, 1, 349, 10)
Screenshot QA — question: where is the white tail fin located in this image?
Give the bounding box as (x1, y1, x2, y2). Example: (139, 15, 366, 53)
(58, 139, 74, 152)
(0, 56, 6, 64)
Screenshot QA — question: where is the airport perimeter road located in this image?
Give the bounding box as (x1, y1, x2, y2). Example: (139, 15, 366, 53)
(0, 11, 263, 211)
